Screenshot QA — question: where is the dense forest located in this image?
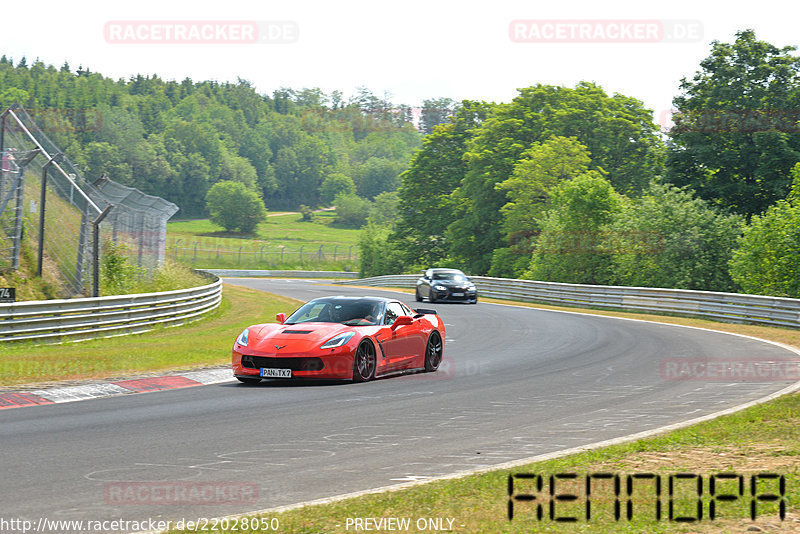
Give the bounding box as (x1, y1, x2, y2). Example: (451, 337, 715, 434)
(0, 57, 456, 217)
(3, 29, 800, 297)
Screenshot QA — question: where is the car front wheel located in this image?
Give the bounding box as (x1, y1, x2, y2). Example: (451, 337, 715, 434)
(353, 341, 377, 382)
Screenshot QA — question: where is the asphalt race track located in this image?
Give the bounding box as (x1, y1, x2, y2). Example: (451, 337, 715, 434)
(1, 278, 798, 530)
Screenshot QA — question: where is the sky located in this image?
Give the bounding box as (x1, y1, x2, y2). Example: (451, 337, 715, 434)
(3, 0, 796, 128)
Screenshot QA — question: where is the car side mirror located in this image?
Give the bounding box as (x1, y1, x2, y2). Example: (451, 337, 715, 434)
(392, 315, 413, 329)
(276, 313, 287, 324)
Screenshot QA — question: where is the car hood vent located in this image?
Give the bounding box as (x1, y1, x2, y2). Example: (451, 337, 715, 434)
(282, 329, 313, 334)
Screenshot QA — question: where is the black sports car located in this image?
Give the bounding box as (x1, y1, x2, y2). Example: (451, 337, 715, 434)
(415, 268, 478, 303)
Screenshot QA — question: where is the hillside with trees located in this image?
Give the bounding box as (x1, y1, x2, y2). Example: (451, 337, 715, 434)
(0, 58, 427, 219)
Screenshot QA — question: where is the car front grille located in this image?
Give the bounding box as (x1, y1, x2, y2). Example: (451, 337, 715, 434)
(241, 355, 325, 371)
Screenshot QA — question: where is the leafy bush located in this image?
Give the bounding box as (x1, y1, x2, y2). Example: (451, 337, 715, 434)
(334, 193, 372, 228)
(205, 180, 267, 234)
(358, 223, 406, 277)
(608, 183, 743, 291)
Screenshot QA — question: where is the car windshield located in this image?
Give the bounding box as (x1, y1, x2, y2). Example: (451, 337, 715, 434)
(433, 271, 466, 281)
(284, 298, 382, 326)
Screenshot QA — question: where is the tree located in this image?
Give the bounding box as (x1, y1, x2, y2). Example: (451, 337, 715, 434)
(729, 164, 800, 296)
(320, 173, 356, 205)
(491, 136, 593, 276)
(448, 83, 663, 274)
(420, 98, 457, 135)
(667, 29, 800, 217)
(608, 183, 743, 291)
(526, 171, 622, 284)
(367, 191, 400, 228)
(352, 157, 404, 199)
(393, 101, 491, 267)
(205, 181, 266, 233)
(333, 193, 372, 228)
(358, 223, 406, 277)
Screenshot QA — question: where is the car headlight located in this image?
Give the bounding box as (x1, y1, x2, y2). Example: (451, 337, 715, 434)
(434, 285, 447, 291)
(236, 328, 249, 347)
(321, 332, 355, 349)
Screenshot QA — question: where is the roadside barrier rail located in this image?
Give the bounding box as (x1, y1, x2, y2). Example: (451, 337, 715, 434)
(0, 274, 222, 342)
(335, 275, 800, 329)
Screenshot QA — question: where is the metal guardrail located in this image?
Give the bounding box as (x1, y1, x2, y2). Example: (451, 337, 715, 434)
(0, 275, 222, 342)
(204, 269, 359, 279)
(336, 275, 800, 329)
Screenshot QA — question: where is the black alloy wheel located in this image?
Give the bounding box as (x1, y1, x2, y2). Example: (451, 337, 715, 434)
(424, 331, 443, 372)
(353, 340, 377, 382)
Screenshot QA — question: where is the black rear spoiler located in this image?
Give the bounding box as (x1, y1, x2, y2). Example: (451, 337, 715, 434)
(414, 308, 438, 317)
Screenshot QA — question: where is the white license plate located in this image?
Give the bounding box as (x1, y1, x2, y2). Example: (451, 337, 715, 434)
(452, 292, 464, 297)
(260, 368, 292, 378)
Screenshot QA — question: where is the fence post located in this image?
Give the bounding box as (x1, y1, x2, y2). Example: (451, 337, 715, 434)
(11, 164, 24, 269)
(299, 245, 304, 262)
(0, 110, 6, 153)
(193, 242, 198, 262)
(76, 203, 90, 291)
(238, 246, 243, 264)
(174, 239, 182, 260)
(37, 154, 62, 277)
(333, 245, 337, 261)
(92, 205, 113, 297)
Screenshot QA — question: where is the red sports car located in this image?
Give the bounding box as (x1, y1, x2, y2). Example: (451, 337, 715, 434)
(232, 296, 445, 383)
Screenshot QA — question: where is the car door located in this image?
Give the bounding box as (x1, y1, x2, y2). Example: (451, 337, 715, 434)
(375, 301, 415, 371)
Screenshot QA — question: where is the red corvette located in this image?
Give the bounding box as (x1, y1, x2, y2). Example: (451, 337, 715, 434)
(232, 296, 445, 383)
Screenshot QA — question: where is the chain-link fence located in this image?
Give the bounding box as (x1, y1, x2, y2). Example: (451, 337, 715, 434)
(0, 105, 178, 297)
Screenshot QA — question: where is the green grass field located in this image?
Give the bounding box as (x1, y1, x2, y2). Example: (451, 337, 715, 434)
(167, 212, 362, 271)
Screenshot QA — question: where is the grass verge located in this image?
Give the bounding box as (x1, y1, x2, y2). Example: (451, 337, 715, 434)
(0, 284, 301, 388)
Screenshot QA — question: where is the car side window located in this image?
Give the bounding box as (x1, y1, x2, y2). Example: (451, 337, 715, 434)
(384, 302, 405, 325)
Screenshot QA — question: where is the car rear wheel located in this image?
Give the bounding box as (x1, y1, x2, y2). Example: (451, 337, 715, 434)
(236, 377, 261, 385)
(424, 331, 443, 372)
(353, 341, 376, 382)
(415, 289, 422, 302)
